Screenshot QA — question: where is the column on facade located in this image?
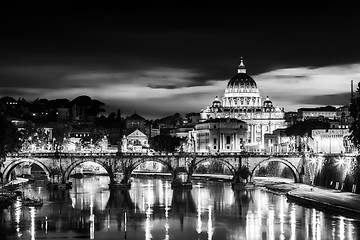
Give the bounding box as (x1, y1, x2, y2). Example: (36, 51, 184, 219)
(219, 133, 222, 151)
(222, 133, 225, 150)
(250, 124, 254, 143)
(254, 124, 257, 143)
(220, 133, 223, 151)
(249, 124, 253, 143)
(253, 125, 256, 143)
(232, 133, 235, 151)
(235, 133, 238, 151)
(252, 125, 255, 143)
(217, 130, 221, 152)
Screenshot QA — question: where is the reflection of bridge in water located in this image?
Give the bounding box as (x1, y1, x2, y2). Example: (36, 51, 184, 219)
(3, 151, 352, 189)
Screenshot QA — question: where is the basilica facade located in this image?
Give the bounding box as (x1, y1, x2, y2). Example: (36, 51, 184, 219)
(200, 58, 287, 152)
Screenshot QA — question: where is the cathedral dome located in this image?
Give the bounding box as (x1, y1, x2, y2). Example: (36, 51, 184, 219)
(227, 73, 257, 89)
(222, 57, 262, 109)
(225, 58, 258, 93)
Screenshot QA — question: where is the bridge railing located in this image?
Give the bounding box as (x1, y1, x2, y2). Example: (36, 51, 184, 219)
(6, 150, 306, 159)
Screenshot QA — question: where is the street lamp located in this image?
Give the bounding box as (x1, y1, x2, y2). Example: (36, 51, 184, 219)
(63, 137, 66, 152)
(336, 156, 350, 190)
(90, 138, 93, 153)
(190, 130, 196, 154)
(53, 138, 56, 151)
(28, 136, 32, 152)
(309, 156, 318, 189)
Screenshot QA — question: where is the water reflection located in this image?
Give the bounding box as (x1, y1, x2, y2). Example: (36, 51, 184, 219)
(1, 176, 360, 240)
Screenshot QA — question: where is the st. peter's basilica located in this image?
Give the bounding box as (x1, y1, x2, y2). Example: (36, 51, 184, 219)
(199, 58, 287, 152)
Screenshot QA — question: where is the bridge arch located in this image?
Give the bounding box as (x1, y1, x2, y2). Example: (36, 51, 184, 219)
(130, 157, 176, 176)
(63, 159, 114, 183)
(194, 157, 237, 175)
(250, 158, 300, 183)
(2, 158, 51, 182)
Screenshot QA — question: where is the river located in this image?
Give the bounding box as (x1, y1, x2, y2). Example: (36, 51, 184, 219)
(1, 176, 360, 240)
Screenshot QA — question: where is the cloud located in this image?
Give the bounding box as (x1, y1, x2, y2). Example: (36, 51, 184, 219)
(254, 63, 360, 111)
(39, 67, 222, 101)
(299, 92, 351, 105)
(1, 61, 360, 119)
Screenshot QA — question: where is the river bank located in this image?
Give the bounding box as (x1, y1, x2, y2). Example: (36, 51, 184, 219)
(0, 177, 30, 208)
(265, 182, 360, 218)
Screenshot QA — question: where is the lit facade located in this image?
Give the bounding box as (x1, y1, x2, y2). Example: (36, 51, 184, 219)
(200, 58, 286, 152)
(194, 118, 247, 153)
(121, 129, 149, 152)
(297, 106, 337, 121)
(311, 129, 354, 154)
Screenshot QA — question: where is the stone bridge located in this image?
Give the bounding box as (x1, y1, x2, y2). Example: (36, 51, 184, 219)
(1, 151, 308, 189)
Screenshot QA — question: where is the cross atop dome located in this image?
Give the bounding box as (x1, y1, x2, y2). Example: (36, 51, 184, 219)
(237, 57, 246, 73)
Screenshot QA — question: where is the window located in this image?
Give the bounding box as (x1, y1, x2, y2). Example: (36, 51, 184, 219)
(213, 138, 217, 144)
(226, 136, 231, 144)
(213, 146, 217, 149)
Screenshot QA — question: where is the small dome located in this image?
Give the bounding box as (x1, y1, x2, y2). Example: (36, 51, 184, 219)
(263, 96, 273, 107)
(212, 96, 222, 109)
(212, 96, 221, 104)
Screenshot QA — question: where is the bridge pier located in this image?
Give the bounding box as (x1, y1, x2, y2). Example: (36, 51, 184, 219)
(108, 172, 132, 189)
(171, 167, 192, 189)
(171, 179, 192, 189)
(231, 171, 255, 190)
(47, 175, 72, 190)
(108, 182, 131, 189)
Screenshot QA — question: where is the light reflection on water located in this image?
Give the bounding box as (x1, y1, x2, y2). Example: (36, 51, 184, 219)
(1, 176, 360, 240)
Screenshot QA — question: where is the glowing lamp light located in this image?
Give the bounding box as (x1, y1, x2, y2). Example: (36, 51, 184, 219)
(310, 157, 317, 165)
(337, 157, 346, 167)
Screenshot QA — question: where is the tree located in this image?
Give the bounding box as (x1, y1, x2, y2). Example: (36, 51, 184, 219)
(52, 123, 72, 150)
(150, 135, 183, 152)
(80, 128, 107, 149)
(285, 119, 330, 137)
(0, 114, 21, 160)
(0, 114, 22, 187)
(18, 121, 50, 151)
(349, 82, 360, 150)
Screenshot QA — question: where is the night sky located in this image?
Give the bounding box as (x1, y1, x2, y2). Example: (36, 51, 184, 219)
(1, 2, 360, 119)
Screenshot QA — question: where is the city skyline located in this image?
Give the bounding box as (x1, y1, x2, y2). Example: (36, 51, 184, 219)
(1, 3, 360, 119)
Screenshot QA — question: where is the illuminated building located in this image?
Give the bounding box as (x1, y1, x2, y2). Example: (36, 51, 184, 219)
(311, 129, 353, 154)
(122, 129, 149, 153)
(200, 58, 286, 152)
(297, 105, 337, 121)
(194, 118, 247, 152)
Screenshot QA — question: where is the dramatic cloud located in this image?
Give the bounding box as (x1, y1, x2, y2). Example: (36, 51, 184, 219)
(300, 92, 351, 106)
(254, 64, 360, 111)
(1, 61, 359, 118)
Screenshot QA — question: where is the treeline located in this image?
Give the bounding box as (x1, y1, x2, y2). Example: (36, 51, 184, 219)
(285, 119, 330, 137)
(0, 95, 105, 123)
